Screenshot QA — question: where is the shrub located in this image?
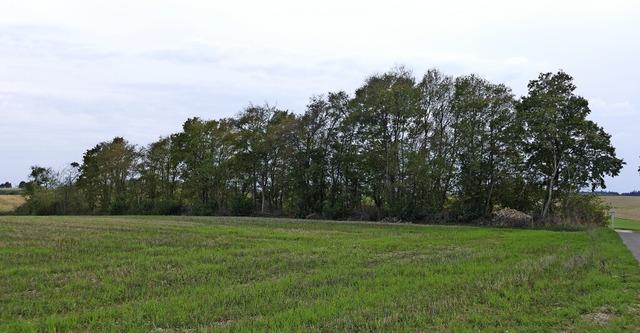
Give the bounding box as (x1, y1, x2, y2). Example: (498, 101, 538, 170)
(557, 193, 610, 227)
(322, 200, 348, 220)
(15, 190, 57, 215)
(109, 200, 130, 215)
(228, 195, 253, 216)
(146, 200, 182, 215)
(191, 202, 215, 216)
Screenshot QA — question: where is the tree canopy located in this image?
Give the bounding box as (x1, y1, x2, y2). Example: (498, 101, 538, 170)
(516, 71, 624, 218)
(15, 67, 624, 226)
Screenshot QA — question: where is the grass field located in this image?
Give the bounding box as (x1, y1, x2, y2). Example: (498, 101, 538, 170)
(600, 196, 640, 232)
(1, 216, 639, 332)
(611, 218, 640, 232)
(0, 194, 25, 213)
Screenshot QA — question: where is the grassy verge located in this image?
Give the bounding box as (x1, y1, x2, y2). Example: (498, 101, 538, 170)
(612, 218, 640, 232)
(1, 216, 639, 332)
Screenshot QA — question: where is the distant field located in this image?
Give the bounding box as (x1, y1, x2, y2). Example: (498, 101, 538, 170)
(600, 196, 640, 233)
(1, 216, 639, 332)
(0, 188, 23, 195)
(0, 194, 25, 213)
(600, 196, 640, 221)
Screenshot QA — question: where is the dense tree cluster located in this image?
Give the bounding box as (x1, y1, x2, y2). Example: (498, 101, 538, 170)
(17, 68, 624, 225)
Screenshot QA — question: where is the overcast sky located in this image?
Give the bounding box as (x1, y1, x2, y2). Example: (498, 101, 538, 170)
(1, 0, 639, 192)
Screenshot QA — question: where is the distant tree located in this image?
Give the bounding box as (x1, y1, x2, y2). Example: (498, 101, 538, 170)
(516, 71, 624, 218)
(18, 181, 27, 189)
(138, 135, 181, 214)
(289, 91, 353, 218)
(172, 117, 235, 215)
(16, 165, 57, 214)
(26, 165, 56, 192)
(11, 65, 627, 225)
(56, 162, 83, 214)
(77, 137, 139, 214)
(591, 190, 620, 196)
(0, 182, 11, 188)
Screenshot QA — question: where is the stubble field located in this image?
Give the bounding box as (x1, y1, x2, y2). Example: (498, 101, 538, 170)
(0, 193, 25, 213)
(1, 215, 639, 332)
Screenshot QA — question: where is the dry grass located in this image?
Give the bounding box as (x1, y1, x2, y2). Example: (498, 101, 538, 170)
(600, 196, 640, 221)
(0, 195, 25, 213)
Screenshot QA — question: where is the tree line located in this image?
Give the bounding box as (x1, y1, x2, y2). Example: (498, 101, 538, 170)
(18, 67, 624, 225)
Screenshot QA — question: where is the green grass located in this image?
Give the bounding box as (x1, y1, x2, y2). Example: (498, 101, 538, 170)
(612, 218, 640, 232)
(1, 216, 639, 332)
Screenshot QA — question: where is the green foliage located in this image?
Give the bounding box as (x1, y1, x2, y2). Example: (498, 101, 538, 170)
(228, 195, 253, 216)
(77, 137, 139, 214)
(516, 71, 624, 218)
(14, 189, 56, 215)
(557, 193, 611, 227)
(1, 216, 639, 331)
(138, 200, 182, 215)
(321, 199, 350, 220)
(191, 202, 216, 216)
(16, 68, 624, 227)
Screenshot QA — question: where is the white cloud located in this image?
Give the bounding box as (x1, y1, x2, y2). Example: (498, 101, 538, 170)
(1, 0, 639, 190)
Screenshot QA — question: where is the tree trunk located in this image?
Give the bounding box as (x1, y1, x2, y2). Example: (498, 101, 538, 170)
(542, 165, 560, 218)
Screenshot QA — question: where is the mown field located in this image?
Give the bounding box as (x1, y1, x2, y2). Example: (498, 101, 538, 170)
(1, 216, 639, 332)
(601, 196, 640, 231)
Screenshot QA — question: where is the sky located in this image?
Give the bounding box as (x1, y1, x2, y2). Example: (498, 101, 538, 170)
(1, 0, 639, 192)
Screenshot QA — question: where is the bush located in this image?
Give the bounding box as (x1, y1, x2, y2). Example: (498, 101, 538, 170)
(142, 200, 183, 215)
(228, 195, 253, 216)
(388, 199, 426, 222)
(322, 200, 348, 220)
(557, 193, 610, 227)
(191, 203, 215, 216)
(109, 200, 130, 215)
(15, 190, 57, 215)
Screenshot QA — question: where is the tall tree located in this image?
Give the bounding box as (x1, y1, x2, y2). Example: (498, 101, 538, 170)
(450, 75, 517, 219)
(138, 135, 181, 213)
(234, 104, 275, 213)
(78, 137, 139, 214)
(410, 69, 457, 216)
(516, 71, 624, 218)
(173, 118, 235, 214)
(350, 66, 419, 217)
(290, 91, 352, 218)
